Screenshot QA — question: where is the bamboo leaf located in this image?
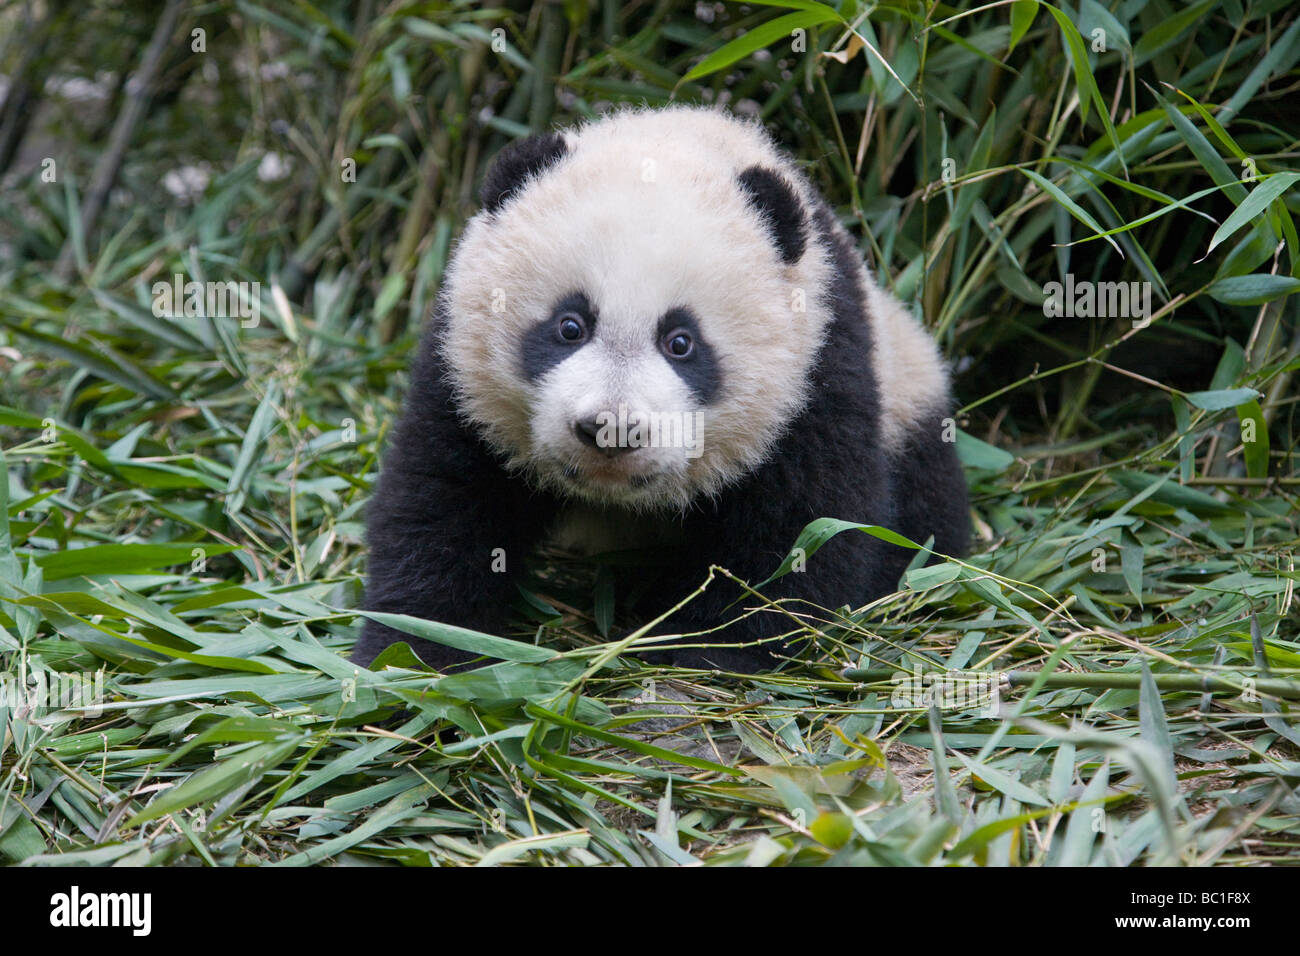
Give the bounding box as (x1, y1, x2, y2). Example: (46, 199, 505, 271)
(1207, 274, 1300, 306)
(1205, 173, 1300, 257)
(681, 10, 841, 84)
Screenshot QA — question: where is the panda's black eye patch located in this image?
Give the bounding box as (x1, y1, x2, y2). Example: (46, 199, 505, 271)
(657, 308, 720, 403)
(521, 292, 596, 383)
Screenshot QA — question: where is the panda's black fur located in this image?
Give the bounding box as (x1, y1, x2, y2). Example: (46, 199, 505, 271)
(354, 111, 970, 672)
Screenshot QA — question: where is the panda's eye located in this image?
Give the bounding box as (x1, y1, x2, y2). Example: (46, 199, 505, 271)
(662, 330, 693, 359)
(557, 313, 587, 343)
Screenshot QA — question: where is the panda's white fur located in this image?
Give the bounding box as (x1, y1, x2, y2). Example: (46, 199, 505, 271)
(440, 106, 945, 510)
(864, 279, 950, 450)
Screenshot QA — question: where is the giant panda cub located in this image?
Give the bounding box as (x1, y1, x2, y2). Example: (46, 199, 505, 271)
(354, 106, 969, 672)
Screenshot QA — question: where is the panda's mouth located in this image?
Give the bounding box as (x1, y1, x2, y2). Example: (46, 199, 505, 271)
(563, 460, 659, 486)
(552, 454, 675, 497)
(544, 454, 695, 510)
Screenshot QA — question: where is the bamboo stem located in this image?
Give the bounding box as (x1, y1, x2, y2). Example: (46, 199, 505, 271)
(0, 0, 68, 177)
(528, 1, 565, 133)
(1182, 476, 1300, 487)
(54, 0, 186, 280)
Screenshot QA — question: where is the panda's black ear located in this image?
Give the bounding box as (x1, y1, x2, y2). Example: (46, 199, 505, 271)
(480, 133, 569, 214)
(737, 165, 806, 264)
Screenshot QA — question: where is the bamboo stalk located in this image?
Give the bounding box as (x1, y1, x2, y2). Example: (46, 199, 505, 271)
(1182, 476, 1300, 487)
(278, 126, 416, 301)
(376, 47, 487, 343)
(0, 0, 68, 177)
(529, 0, 566, 133)
(54, 0, 186, 280)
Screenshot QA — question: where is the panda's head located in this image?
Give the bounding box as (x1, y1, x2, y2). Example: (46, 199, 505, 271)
(440, 107, 837, 510)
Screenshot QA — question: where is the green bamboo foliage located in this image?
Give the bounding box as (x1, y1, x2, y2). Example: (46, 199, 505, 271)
(0, 1, 1296, 865)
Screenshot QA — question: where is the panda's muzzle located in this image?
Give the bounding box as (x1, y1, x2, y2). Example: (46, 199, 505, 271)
(572, 417, 636, 458)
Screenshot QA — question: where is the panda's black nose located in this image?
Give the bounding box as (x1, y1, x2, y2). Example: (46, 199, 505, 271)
(573, 417, 633, 456)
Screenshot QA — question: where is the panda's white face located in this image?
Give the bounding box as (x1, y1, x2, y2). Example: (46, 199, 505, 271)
(439, 108, 837, 510)
(522, 287, 712, 509)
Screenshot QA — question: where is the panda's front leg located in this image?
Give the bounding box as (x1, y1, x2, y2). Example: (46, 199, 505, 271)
(647, 527, 900, 672)
(353, 385, 553, 669)
(644, 448, 902, 673)
(628, 512, 821, 673)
